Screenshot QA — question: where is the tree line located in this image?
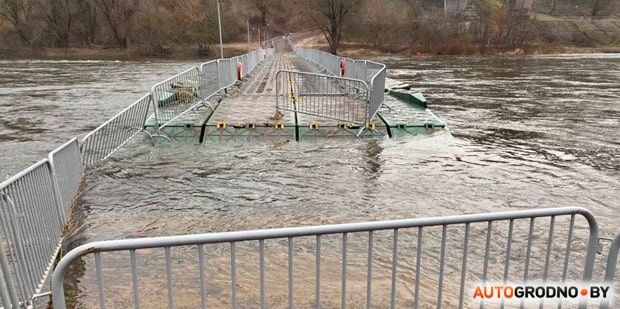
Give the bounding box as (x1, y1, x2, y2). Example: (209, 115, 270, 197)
(304, 0, 617, 55)
(0, 0, 291, 56)
(0, 0, 617, 57)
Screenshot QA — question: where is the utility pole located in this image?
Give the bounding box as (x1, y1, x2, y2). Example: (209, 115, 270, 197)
(247, 18, 251, 53)
(217, 0, 224, 58)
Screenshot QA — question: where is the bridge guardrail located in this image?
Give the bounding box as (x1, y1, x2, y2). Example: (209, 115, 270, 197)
(276, 70, 370, 125)
(48, 138, 83, 226)
(366, 61, 386, 122)
(50, 207, 599, 309)
(293, 48, 386, 125)
(151, 67, 203, 128)
(601, 233, 620, 309)
(0, 47, 273, 308)
(0, 139, 83, 308)
(151, 49, 269, 130)
(80, 94, 153, 167)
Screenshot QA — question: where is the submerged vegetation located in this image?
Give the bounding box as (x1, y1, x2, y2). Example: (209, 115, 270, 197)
(0, 0, 618, 59)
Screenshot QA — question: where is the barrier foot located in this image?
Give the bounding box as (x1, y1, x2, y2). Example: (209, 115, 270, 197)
(381, 102, 394, 112)
(355, 127, 366, 138)
(192, 101, 215, 112)
(145, 130, 172, 144)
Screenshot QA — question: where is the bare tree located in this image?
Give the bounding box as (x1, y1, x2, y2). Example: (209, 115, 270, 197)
(299, 0, 360, 55)
(84, 1, 97, 45)
(587, 0, 610, 16)
(251, 0, 271, 26)
(89, 0, 138, 48)
(37, 0, 87, 47)
(0, 0, 37, 45)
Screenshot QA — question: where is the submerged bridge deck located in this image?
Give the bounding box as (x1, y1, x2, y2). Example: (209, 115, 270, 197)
(144, 45, 445, 143)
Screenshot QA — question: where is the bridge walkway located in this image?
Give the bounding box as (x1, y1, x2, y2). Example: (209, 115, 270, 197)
(199, 48, 380, 142)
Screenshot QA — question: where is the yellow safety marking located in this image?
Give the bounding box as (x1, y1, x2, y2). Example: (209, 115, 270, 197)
(369, 122, 377, 130)
(309, 123, 319, 130)
(216, 122, 227, 129)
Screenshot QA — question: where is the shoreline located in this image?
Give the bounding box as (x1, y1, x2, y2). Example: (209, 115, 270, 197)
(0, 43, 256, 61)
(295, 35, 620, 58)
(1, 43, 619, 61)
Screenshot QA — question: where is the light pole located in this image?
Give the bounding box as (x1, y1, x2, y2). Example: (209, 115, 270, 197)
(265, 23, 270, 48)
(216, 0, 224, 58)
(247, 18, 251, 53)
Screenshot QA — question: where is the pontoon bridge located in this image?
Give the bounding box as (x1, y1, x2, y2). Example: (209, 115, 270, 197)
(0, 36, 617, 308)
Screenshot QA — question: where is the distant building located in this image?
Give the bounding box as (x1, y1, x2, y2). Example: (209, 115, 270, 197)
(445, 0, 532, 18)
(506, 0, 533, 11)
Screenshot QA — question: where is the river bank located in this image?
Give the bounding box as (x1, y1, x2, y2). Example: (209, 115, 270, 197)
(3, 16, 620, 61)
(0, 42, 259, 61)
(2, 42, 618, 61)
(305, 41, 620, 59)
(295, 23, 620, 58)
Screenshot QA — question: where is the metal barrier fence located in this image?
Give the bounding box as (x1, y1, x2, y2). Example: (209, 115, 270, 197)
(151, 67, 203, 128)
(83, 49, 270, 166)
(51, 207, 602, 309)
(48, 138, 83, 226)
(601, 233, 620, 309)
(0, 47, 275, 307)
(294, 48, 386, 125)
(80, 94, 153, 167)
(150, 49, 269, 130)
(199, 60, 221, 104)
(0, 139, 83, 308)
(276, 70, 370, 124)
(366, 61, 387, 122)
(343, 59, 368, 81)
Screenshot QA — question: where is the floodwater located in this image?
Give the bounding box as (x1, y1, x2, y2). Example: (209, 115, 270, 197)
(0, 54, 618, 307)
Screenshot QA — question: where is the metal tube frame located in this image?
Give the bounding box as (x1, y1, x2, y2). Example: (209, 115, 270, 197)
(275, 69, 370, 125)
(0, 138, 83, 307)
(293, 47, 386, 130)
(601, 233, 620, 309)
(51, 207, 599, 309)
(80, 94, 153, 166)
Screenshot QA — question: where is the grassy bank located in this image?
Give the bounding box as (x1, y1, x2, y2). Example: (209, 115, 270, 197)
(295, 32, 620, 60)
(0, 42, 262, 61)
(1, 35, 618, 61)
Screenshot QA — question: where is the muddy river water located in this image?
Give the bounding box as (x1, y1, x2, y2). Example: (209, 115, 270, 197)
(0, 54, 618, 307)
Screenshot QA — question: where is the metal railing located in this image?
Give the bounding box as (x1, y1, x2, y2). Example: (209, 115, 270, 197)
(366, 61, 387, 122)
(48, 138, 83, 226)
(0, 139, 82, 308)
(0, 47, 274, 307)
(601, 233, 620, 309)
(198, 60, 221, 104)
(294, 48, 386, 124)
(276, 70, 370, 124)
(150, 49, 269, 130)
(82, 49, 270, 166)
(151, 67, 204, 128)
(51, 207, 600, 309)
(80, 94, 153, 167)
